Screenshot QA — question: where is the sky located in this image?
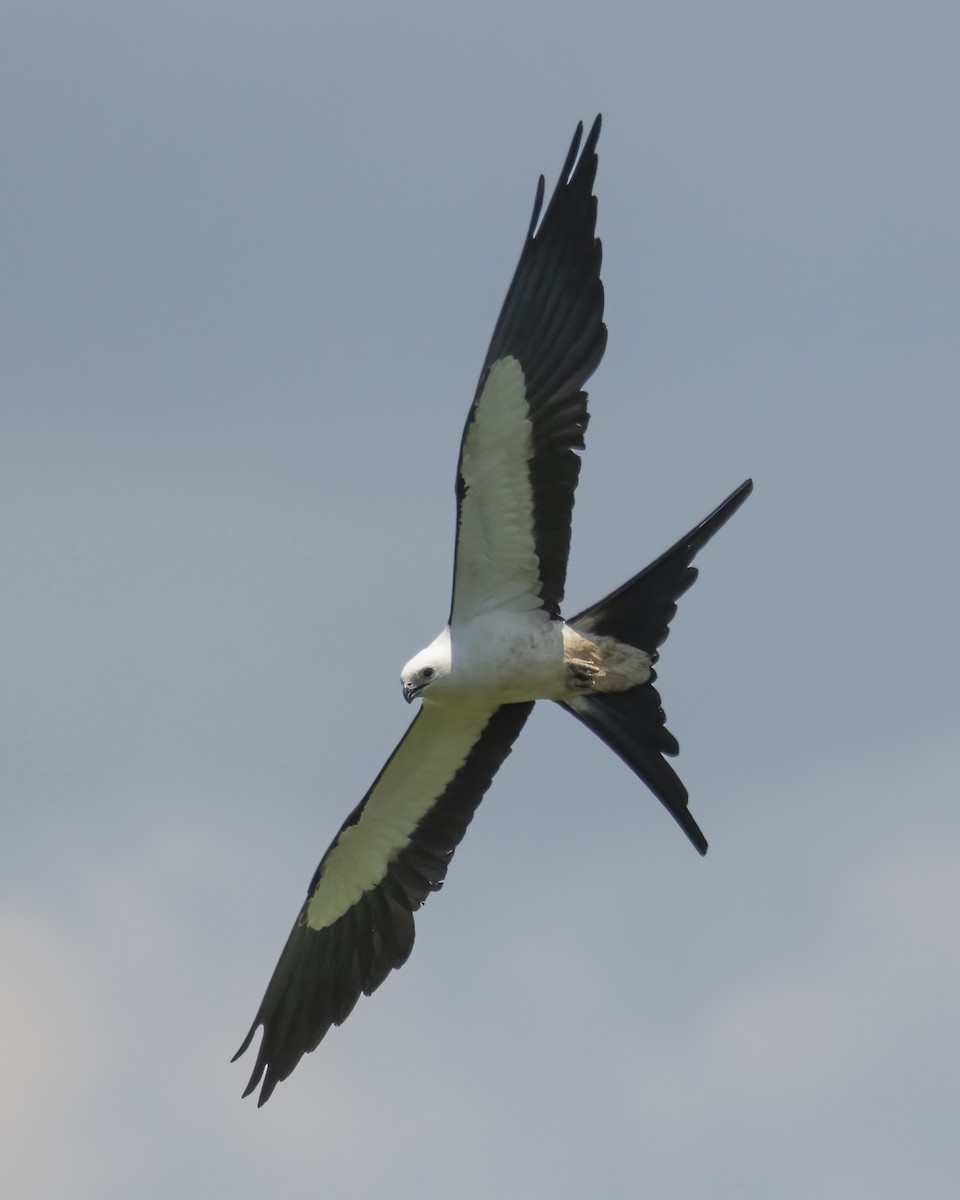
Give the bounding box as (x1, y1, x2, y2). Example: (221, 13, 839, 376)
(2, 2, 959, 1196)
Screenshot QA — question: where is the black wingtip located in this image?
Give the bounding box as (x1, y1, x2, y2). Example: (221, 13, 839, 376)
(526, 174, 546, 241)
(231, 1025, 256, 1065)
(559, 119, 585, 184)
(585, 113, 602, 153)
(233, 1022, 269, 1101)
(527, 115, 602, 243)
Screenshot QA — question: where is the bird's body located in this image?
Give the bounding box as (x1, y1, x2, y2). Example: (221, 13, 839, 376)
(234, 115, 752, 1106)
(405, 609, 654, 707)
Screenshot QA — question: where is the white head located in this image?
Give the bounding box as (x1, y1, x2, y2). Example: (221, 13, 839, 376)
(400, 628, 452, 703)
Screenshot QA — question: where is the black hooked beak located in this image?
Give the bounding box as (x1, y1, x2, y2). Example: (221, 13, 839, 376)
(402, 682, 422, 704)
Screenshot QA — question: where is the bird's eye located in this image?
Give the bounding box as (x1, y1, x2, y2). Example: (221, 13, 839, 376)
(421, 667, 435, 680)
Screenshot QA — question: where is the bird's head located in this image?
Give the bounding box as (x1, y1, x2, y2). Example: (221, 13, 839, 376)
(400, 629, 452, 703)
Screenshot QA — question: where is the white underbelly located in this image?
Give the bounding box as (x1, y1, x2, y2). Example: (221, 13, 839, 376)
(445, 610, 567, 703)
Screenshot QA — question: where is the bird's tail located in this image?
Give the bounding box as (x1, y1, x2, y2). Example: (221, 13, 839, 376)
(558, 479, 752, 854)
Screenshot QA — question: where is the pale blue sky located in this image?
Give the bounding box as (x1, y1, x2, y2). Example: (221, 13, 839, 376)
(3, 3, 959, 1197)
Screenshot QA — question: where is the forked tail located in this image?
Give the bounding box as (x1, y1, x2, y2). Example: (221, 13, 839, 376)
(558, 479, 752, 854)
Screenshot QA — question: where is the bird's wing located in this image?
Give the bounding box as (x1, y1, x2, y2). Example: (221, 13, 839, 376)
(450, 115, 607, 627)
(234, 700, 533, 1106)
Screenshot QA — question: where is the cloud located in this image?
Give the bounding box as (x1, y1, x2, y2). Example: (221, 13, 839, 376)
(0, 914, 109, 1196)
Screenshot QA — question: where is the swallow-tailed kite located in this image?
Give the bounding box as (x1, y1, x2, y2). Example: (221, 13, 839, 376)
(234, 115, 752, 1105)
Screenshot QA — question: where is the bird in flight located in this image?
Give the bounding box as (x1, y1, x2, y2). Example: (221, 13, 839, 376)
(234, 115, 752, 1105)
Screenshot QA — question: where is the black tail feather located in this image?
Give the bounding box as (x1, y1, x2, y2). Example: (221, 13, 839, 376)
(569, 479, 752, 653)
(559, 479, 752, 854)
(562, 685, 708, 854)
